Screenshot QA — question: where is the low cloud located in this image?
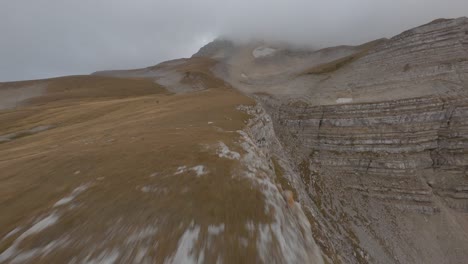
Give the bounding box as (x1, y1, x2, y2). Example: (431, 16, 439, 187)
(1, 0, 467, 81)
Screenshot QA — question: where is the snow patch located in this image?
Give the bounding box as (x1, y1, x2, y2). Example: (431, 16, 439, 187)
(165, 223, 202, 264)
(191, 165, 208, 177)
(22, 214, 59, 238)
(253, 46, 277, 58)
(10, 238, 67, 264)
(2, 227, 21, 241)
(141, 186, 151, 193)
(245, 221, 256, 235)
(217, 142, 240, 160)
(174, 166, 187, 175)
(53, 184, 89, 207)
(0, 213, 60, 262)
(141, 186, 168, 195)
(174, 165, 208, 177)
(207, 224, 225, 236)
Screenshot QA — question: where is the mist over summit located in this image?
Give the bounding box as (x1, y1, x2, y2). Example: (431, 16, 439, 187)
(1, 0, 468, 81)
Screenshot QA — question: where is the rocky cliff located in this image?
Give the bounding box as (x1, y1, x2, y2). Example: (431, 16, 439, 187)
(264, 94, 468, 263)
(201, 17, 468, 263)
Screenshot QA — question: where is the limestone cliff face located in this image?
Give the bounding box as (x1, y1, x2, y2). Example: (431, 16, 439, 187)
(263, 95, 468, 263)
(262, 18, 468, 264)
(201, 17, 468, 264)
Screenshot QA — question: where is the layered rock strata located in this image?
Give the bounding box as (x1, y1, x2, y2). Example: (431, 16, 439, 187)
(250, 17, 468, 264)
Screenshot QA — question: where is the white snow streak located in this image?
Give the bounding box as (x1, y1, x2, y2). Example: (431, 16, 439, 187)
(0, 213, 60, 262)
(217, 142, 240, 160)
(165, 223, 202, 264)
(54, 184, 89, 207)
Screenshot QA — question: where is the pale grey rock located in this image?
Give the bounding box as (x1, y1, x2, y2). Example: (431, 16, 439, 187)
(200, 17, 468, 264)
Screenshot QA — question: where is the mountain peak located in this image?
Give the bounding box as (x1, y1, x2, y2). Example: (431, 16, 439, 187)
(191, 38, 236, 59)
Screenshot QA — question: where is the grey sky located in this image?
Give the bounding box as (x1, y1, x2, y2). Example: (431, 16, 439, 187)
(1, 0, 467, 82)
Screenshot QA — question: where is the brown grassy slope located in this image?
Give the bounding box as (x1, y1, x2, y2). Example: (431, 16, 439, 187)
(29, 75, 168, 105)
(0, 75, 168, 111)
(0, 57, 283, 263)
(0, 75, 169, 133)
(301, 38, 387, 75)
(0, 90, 263, 263)
(175, 57, 227, 89)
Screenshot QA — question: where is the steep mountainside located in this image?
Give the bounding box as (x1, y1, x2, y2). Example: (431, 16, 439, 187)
(0, 58, 323, 263)
(0, 17, 467, 264)
(240, 17, 468, 264)
(193, 17, 468, 263)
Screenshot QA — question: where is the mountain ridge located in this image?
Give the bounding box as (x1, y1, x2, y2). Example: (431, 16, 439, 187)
(0, 17, 467, 264)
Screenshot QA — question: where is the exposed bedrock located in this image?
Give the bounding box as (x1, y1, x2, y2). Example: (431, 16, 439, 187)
(314, 17, 468, 103)
(271, 95, 468, 208)
(256, 94, 468, 264)
(243, 18, 468, 264)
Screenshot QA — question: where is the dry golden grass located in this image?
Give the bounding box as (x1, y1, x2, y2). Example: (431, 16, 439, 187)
(31, 75, 168, 105)
(0, 58, 277, 263)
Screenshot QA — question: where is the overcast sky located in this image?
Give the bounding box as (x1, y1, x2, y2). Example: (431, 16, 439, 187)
(1, 0, 467, 82)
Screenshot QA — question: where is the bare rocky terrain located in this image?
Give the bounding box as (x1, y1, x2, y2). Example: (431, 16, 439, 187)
(1, 17, 468, 263)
